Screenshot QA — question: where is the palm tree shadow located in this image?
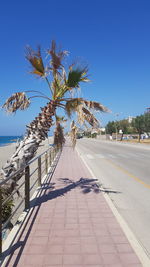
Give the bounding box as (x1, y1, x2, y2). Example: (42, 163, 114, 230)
(30, 177, 120, 208)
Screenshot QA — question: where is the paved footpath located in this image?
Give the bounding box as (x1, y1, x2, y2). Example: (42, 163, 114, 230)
(3, 145, 142, 266)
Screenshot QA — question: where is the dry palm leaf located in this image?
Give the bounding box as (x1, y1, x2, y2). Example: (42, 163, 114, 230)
(65, 98, 83, 117)
(26, 46, 45, 77)
(3, 92, 30, 113)
(83, 100, 109, 112)
(82, 107, 99, 127)
(47, 40, 68, 71)
(54, 122, 65, 148)
(70, 120, 77, 148)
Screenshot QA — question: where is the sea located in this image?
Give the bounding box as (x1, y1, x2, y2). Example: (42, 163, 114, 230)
(0, 136, 23, 147)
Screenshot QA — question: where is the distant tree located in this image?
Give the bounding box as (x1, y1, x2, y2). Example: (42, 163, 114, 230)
(106, 121, 116, 135)
(119, 119, 130, 140)
(132, 115, 145, 141)
(144, 113, 150, 134)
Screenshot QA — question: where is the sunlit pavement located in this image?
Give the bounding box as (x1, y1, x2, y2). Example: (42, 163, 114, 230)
(2, 143, 142, 266)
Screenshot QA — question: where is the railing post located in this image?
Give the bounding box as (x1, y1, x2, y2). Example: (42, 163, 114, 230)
(38, 157, 41, 187)
(0, 186, 2, 254)
(52, 147, 55, 161)
(49, 149, 51, 166)
(25, 165, 30, 210)
(45, 152, 48, 174)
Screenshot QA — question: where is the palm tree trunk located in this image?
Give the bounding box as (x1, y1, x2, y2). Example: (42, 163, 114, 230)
(0, 101, 56, 185)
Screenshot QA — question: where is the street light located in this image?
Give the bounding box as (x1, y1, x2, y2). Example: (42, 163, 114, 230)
(114, 112, 122, 141)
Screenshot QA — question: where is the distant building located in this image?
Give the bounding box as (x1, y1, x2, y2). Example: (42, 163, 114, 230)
(100, 127, 105, 132)
(127, 116, 134, 123)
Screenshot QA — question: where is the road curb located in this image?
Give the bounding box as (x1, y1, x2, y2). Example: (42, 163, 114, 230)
(76, 146, 150, 267)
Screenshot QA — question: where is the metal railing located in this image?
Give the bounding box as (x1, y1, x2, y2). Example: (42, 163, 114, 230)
(0, 145, 59, 254)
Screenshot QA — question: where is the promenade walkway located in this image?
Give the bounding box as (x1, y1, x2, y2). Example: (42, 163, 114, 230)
(3, 144, 142, 266)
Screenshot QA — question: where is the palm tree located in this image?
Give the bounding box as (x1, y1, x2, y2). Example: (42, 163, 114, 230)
(1, 41, 108, 186)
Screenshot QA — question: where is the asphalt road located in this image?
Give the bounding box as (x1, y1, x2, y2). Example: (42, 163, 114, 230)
(76, 138, 150, 258)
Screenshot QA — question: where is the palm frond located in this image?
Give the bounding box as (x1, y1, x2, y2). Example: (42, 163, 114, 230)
(54, 84, 68, 99)
(3, 92, 30, 113)
(82, 107, 99, 127)
(51, 78, 62, 100)
(70, 120, 77, 148)
(47, 40, 68, 71)
(26, 46, 45, 77)
(54, 122, 65, 148)
(83, 100, 109, 112)
(65, 98, 83, 117)
(56, 115, 67, 123)
(66, 67, 89, 88)
(76, 104, 85, 125)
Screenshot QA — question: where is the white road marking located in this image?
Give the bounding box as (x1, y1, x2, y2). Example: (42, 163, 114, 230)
(87, 152, 148, 160)
(86, 154, 94, 159)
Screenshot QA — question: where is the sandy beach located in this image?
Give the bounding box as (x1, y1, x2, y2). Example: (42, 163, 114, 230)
(0, 136, 54, 230)
(0, 143, 16, 169)
(0, 137, 54, 170)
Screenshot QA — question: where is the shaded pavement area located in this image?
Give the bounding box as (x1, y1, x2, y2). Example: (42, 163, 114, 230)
(2, 144, 142, 266)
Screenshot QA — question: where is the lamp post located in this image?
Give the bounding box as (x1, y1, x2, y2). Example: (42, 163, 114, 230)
(115, 113, 119, 141)
(114, 112, 122, 141)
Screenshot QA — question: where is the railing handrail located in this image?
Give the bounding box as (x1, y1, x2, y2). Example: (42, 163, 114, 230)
(0, 146, 53, 186)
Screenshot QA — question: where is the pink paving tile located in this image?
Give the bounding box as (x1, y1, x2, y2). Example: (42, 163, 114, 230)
(119, 253, 141, 264)
(34, 230, 50, 236)
(82, 254, 103, 265)
(65, 237, 81, 244)
(104, 265, 123, 267)
(25, 254, 45, 265)
(64, 229, 80, 237)
(38, 218, 53, 224)
(116, 243, 134, 253)
(80, 228, 94, 237)
(63, 254, 82, 265)
(81, 236, 97, 244)
(98, 244, 117, 253)
(102, 253, 122, 265)
(25, 244, 47, 254)
(93, 229, 109, 236)
(31, 236, 49, 245)
(44, 254, 63, 265)
(96, 236, 113, 244)
(92, 223, 107, 230)
(6, 145, 142, 267)
(50, 230, 65, 237)
(80, 225, 94, 231)
(78, 217, 92, 224)
(65, 223, 79, 229)
(51, 223, 65, 229)
(109, 228, 125, 236)
(48, 237, 64, 245)
(64, 244, 81, 254)
(35, 223, 51, 230)
(112, 235, 129, 244)
(81, 243, 98, 254)
(63, 265, 83, 267)
(47, 244, 64, 254)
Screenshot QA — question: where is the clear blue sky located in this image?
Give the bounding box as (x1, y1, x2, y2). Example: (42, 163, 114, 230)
(0, 0, 150, 135)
